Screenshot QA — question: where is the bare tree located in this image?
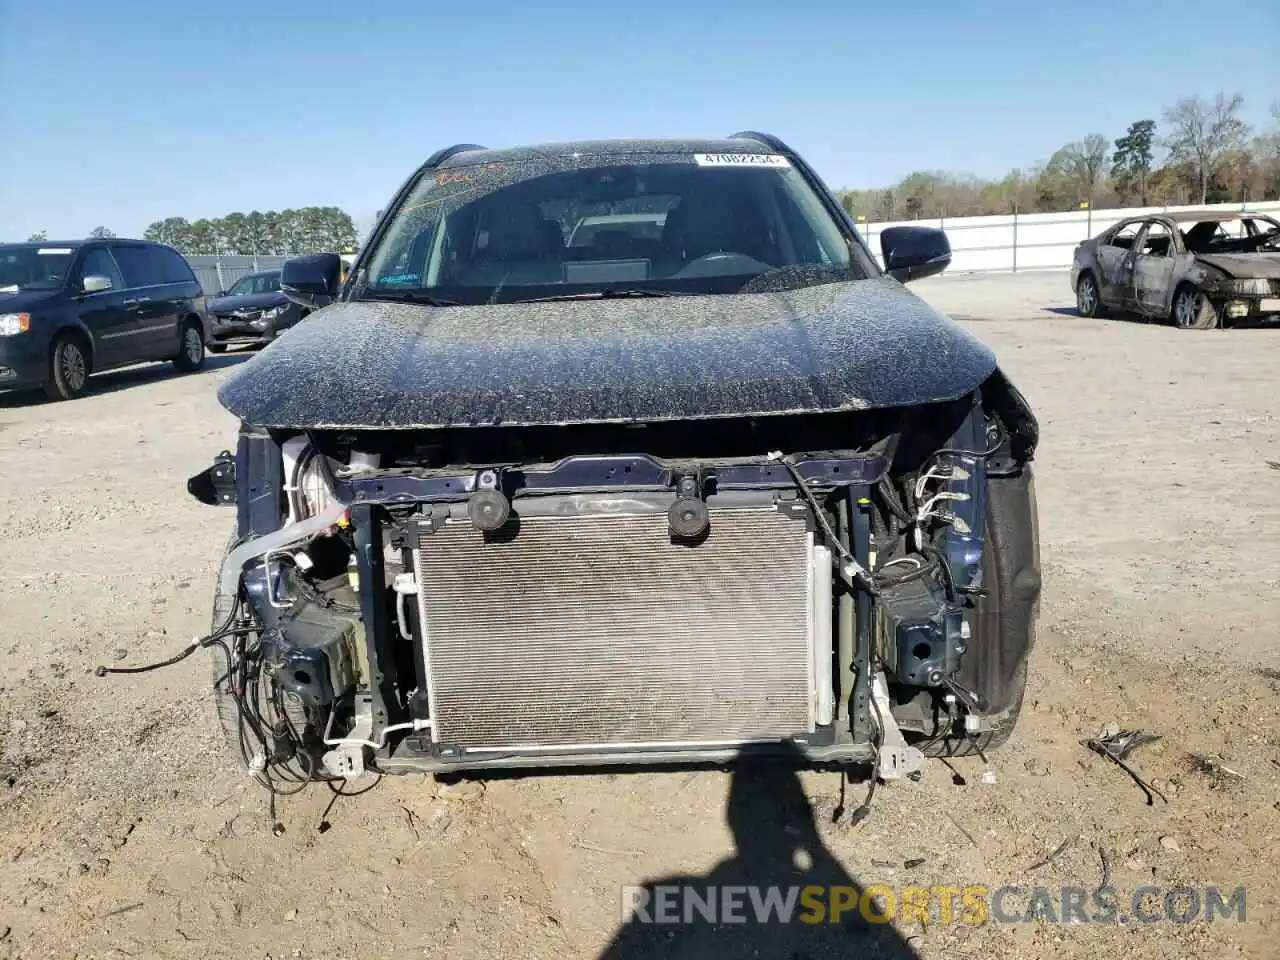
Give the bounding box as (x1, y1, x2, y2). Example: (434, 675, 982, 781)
(1162, 92, 1250, 204)
(1060, 134, 1111, 204)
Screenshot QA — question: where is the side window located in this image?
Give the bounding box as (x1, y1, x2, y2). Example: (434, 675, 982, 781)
(1138, 222, 1173, 257)
(156, 247, 197, 284)
(1106, 222, 1141, 250)
(110, 245, 163, 288)
(78, 248, 126, 291)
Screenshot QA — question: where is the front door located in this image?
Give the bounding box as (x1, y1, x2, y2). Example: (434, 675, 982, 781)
(73, 247, 134, 367)
(1095, 221, 1142, 310)
(1131, 221, 1177, 317)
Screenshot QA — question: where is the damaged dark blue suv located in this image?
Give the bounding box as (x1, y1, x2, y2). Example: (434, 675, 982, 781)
(182, 133, 1042, 792)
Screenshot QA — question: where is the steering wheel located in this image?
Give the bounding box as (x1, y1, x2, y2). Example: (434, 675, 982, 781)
(672, 251, 773, 278)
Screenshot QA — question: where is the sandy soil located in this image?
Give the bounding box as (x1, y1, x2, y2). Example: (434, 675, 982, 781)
(1, 271, 1277, 960)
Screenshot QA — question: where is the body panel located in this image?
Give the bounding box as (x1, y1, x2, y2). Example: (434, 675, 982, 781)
(217, 276, 998, 429)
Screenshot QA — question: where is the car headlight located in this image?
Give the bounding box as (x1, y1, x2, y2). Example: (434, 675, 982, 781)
(0, 313, 31, 337)
(259, 305, 285, 322)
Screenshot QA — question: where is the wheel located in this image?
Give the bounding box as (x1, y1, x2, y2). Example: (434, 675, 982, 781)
(915, 466, 1039, 759)
(44, 333, 90, 401)
(209, 533, 315, 775)
(1075, 271, 1107, 318)
(172, 319, 207, 372)
(208, 343, 228, 354)
(1171, 284, 1220, 330)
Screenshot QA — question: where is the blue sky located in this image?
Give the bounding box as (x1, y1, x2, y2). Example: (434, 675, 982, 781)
(2, 0, 1277, 241)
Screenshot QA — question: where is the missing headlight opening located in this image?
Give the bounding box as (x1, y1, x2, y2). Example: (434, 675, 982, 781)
(103, 136, 1043, 825)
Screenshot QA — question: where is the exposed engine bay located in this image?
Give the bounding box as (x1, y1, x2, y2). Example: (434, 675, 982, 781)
(175, 373, 1041, 796)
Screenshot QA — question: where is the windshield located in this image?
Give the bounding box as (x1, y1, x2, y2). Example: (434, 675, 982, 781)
(0, 244, 75, 293)
(227, 271, 282, 296)
(360, 151, 871, 305)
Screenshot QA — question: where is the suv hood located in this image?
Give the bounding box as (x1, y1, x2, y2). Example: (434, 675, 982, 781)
(1196, 252, 1280, 280)
(210, 291, 287, 312)
(216, 276, 998, 430)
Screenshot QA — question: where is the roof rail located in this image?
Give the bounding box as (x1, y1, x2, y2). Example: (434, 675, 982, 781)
(424, 143, 488, 167)
(728, 131, 793, 155)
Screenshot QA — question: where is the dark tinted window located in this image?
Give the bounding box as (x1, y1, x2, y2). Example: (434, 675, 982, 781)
(111, 245, 164, 287)
(78, 248, 126, 290)
(154, 247, 196, 284)
(226, 271, 282, 295)
(0, 244, 75, 292)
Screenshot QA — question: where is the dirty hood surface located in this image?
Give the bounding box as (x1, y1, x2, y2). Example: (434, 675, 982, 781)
(216, 277, 998, 429)
(1197, 252, 1280, 279)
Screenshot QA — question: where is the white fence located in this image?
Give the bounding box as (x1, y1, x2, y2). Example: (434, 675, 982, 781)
(858, 199, 1280, 275)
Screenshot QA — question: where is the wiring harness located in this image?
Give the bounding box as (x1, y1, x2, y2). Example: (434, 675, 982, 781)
(95, 593, 361, 833)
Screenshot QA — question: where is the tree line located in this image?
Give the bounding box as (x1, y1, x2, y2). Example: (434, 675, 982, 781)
(24, 207, 359, 256)
(838, 91, 1280, 222)
(142, 207, 359, 256)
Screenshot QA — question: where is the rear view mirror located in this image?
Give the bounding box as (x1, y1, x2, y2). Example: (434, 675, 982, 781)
(82, 274, 113, 294)
(880, 226, 952, 283)
(281, 253, 343, 309)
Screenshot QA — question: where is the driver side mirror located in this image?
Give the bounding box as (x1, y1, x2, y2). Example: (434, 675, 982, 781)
(281, 253, 343, 309)
(82, 275, 113, 294)
(880, 226, 951, 283)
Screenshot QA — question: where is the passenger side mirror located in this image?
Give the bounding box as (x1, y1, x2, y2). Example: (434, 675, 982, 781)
(880, 226, 952, 283)
(82, 275, 113, 294)
(281, 253, 343, 309)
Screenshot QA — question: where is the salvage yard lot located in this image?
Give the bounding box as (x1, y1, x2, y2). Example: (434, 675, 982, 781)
(1, 270, 1277, 960)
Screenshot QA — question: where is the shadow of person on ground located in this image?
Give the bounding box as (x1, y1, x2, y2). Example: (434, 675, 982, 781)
(598, 743, 921, 960)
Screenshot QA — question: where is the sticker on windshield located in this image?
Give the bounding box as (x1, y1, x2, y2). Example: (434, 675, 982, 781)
(37, 247, 73, 255)
(693, 153, 791, 168)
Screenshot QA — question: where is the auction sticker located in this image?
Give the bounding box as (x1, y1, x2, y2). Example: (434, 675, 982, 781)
(38, 248, 73, 255)
(694, 153, 791, 168)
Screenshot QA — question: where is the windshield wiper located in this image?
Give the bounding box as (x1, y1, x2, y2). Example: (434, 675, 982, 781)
(364, 291, 462, 307)
(518, 289, 693, 304)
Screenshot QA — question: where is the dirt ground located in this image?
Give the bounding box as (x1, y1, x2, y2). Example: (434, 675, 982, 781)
(1, 270, 1277, 960)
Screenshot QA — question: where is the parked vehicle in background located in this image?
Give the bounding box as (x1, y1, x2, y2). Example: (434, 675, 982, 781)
(207, 269, 310, 352)
(184, 134, 1042, 796)
(0, 238, 209, 400)
(1072, 210, 1280, 329)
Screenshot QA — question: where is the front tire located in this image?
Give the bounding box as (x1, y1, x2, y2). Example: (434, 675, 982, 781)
(1171, 284, 1220, 330)
(172, 319, 207, 372)
(44, 333, 90, 401)
(918, 466, 1040, 758)
(1075, 271, 1107, 318)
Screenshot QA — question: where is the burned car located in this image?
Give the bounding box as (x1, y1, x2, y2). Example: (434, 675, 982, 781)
(180, 135, 1042, 792)
(1072, 210, 1280, 329)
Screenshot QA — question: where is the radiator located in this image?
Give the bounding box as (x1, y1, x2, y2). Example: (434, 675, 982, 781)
(411, 499, 832, 752)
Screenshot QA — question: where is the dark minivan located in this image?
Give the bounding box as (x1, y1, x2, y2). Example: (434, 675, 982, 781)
(0, 238, 210, 401)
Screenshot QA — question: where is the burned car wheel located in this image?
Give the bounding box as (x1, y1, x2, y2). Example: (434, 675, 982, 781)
(1075, 272, 1106, 318)
(1172, 284, 1221, 330)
